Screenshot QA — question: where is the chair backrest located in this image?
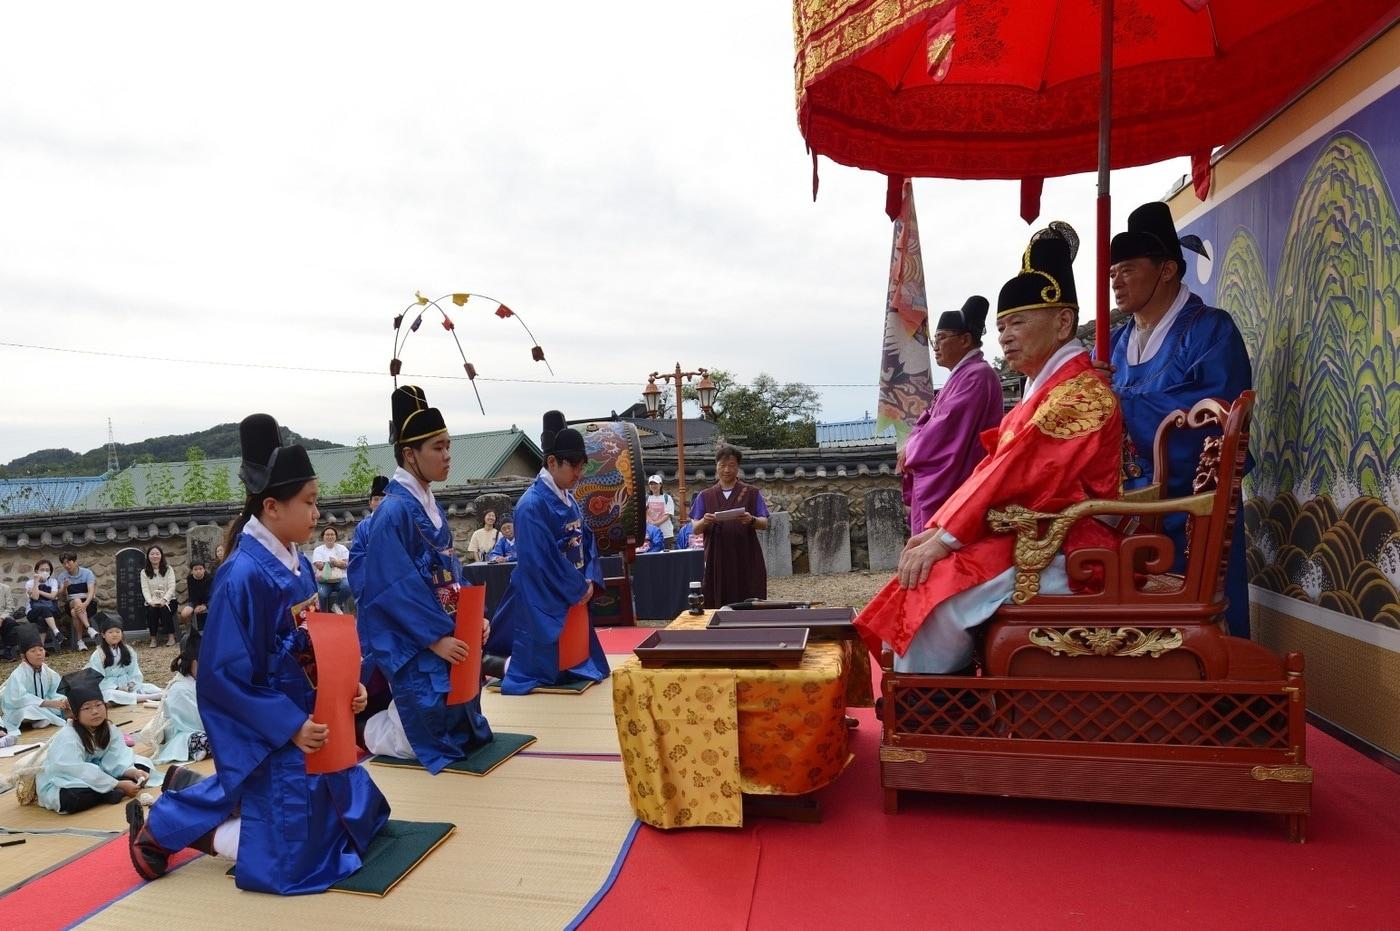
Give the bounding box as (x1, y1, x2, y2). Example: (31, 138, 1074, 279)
(1147, 391, 1254, 603)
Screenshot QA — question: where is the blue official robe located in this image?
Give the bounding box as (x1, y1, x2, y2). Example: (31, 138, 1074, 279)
(145, 535, 390, 895)
(488, 534, 517, 562)
(356, 480, 493, 773)
(488, 474, 608, 694)
(1109, 293, 1254, 637)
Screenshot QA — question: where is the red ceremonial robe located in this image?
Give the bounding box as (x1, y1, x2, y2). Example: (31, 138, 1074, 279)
(857, 351, 1123, 656)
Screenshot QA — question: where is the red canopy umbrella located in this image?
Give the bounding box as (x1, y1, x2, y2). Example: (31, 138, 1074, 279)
(794, 0, 1400, 356)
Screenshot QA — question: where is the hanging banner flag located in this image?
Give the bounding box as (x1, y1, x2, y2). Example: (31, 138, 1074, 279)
(876, 179, 936, 443)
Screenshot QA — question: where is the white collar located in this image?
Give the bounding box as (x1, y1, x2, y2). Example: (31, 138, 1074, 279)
(538, 468, 570, 505)
(948, 348, 984, 377)
(392, 466, 442, 530)
(244, 514, 301, 575)
(1126, 285, 1192, 365)
(1023, 342, 1086, 398)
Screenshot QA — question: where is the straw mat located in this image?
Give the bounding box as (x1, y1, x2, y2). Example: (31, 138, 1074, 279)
(80, 756, 636, 929)
(479, 665, 627, 756)
(0, 832, 105, 892)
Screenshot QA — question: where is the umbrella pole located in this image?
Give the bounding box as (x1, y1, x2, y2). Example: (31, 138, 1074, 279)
(1095, 0, 1113, 361)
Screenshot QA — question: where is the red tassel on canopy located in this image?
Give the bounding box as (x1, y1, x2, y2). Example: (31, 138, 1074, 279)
(495, 305, 514, 319)
(1191, 151, 1212, 200)
(1020, 178, 1044, 224)
(885, 174, 906, 221)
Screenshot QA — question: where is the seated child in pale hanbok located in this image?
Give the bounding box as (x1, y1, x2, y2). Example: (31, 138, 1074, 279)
(147, 629, 211, 765)
(38, 669, 157, 814)
(88, 618, 164, 706)
(1, 626, 67, 731)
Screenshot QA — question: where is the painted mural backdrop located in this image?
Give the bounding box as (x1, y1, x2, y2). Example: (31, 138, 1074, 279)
(1181, 82, 1400, 630)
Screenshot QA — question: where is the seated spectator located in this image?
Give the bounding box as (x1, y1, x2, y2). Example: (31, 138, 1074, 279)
(178, 560, 212, 633)
(55, 552, 99, 652)
(312, 527, 351, 613)
(141, 545, 180, 648)
(37, 669, 154, 815)
(25, 559, 65, 648)
(467, 509, 501, 563)
(89, 618, 164, 705)
(1, 626, 67, 730)
(488, 518, 518, 563)
(638, 523, 665, 553)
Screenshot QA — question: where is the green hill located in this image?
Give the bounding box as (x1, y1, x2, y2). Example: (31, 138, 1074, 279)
(2, 424, 339, 478)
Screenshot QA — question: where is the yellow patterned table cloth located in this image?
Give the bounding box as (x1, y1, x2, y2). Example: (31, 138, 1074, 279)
(612, 612, 867, 828)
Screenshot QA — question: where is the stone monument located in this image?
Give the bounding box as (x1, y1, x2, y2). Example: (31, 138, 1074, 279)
(186, 523, 223, 570)
(803, 492, 852, 576)
(864, 488, 907, 572)
(114, 546, 147, 634)
(757, 510, 793, 578)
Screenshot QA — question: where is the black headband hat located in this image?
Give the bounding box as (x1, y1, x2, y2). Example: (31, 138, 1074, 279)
(541, 410, 586, 463)
(17, 624, 43, 654)
(390, 385, 449, 446)
(1110, 201, 1209, 266)
(98, 615, 123, 633)
(370, 475, 390, 497)
(998, 222, 1080, 317)
(239, 414, 315, 496)
(936, 295, 991, 337)
(171, 626, 202, 673)
(58, 668, 105, 712)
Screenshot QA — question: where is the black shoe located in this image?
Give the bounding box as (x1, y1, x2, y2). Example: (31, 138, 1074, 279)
(163, 764, 206, 793)
(481, 653, 508, 680)
(126, 799, 170, 880)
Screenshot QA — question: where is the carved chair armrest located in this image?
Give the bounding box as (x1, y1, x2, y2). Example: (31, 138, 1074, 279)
(1121, 483, 1162, 503)
(987, 492, 1215, 603)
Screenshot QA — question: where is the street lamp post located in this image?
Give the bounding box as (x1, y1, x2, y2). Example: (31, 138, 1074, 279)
(642, 363, 717, 518)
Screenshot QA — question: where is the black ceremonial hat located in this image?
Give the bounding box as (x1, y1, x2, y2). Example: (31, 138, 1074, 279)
(1110, 201, 1209, 266)
(58, 668, 105, 711)
(16, 624, 43, 653)
(390, 385, 448, 446)
(239, 414, 316, 496)
(370, 475, 390, 497)
(935, 295, 990, 337)
(541, 410, 586, 463)
(98, 615, 123, 633)
(998, 222, 1079, 317)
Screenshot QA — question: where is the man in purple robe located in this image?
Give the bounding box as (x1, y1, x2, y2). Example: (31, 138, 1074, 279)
(897, 295, 1005, 533)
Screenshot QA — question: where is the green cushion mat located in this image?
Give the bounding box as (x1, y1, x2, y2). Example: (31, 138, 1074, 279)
(368, 732, 537, 776)
(228, 819, 456, 897)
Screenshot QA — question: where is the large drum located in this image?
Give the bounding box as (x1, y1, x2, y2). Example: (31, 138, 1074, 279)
(574, 421, 646, 556)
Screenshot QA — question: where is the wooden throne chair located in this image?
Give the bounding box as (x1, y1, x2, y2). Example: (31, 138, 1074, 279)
(879, 391, 1312, 840)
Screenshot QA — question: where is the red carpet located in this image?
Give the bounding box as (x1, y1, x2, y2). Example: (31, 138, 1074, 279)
(0, 836, 198, 928)
(585, 710, 1400, 930)
(598, 625, 654, 654)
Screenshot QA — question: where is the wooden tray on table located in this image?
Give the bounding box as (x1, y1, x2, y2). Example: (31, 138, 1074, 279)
(708, 606, 857, 640)
(634, 627, 808, 668)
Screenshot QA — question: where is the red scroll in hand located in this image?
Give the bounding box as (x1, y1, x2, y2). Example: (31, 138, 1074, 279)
(558, 602, 590, 672)
(449, 585, 485, 705)
(304, 611, 362, 775)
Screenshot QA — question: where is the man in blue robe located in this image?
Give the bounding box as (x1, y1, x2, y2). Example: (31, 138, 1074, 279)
(486, 410, 608, 694)
(357, 387, 494, 773)
(128, 414, 388, 894)
(487, 518, 518, 563)
(1107, 201, 1254, 637)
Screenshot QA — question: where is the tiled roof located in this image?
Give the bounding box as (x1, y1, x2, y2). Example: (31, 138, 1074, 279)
(70, 429, 542, 510)
(0, 475, 112, 515)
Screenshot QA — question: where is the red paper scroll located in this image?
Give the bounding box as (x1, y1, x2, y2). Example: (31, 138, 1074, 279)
(303, 611, 361, 775)
(558, 602, 590, 672)
(449, 585, 485, 705)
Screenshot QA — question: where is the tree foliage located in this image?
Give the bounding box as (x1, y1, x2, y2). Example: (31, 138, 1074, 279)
(180, 446, 210, 504)
(103, 471, 138, 510)
(685, 370, 821, 449)
(146, 461, 178, 506)
(331, 436, 377, 498)
(208, 466, 236, 503)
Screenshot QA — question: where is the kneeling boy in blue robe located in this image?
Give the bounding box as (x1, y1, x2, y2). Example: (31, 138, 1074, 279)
(357, 387, 494, 773)
(486, 411, 608, 694)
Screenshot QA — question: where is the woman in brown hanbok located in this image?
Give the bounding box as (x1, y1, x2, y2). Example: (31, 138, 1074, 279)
(688, 445, 769, 608)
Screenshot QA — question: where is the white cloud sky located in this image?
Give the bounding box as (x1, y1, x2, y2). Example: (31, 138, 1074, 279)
(0, 1, 1187, 465)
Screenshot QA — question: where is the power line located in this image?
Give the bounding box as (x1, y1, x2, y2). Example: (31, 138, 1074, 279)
(0, 339, 875, 389)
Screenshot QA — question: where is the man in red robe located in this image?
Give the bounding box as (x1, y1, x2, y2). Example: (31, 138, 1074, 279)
(898, 295, 1005, 532)
(857, 225, 1122, 673)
